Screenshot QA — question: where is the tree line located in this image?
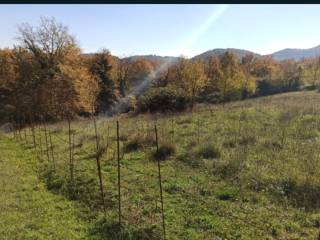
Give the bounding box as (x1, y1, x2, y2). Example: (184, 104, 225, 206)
(1, 17, 320, 123)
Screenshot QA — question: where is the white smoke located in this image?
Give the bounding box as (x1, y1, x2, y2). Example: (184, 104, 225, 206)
(106, 4, 229, 116)
(106, 58, 177, 116)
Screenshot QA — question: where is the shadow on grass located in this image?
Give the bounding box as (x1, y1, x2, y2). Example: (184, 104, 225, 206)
(90, 218, 162, 240)
(39, 167, 163, 239)
(278, 179, 320, 211)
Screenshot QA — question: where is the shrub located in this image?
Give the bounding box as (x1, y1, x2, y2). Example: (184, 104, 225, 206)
(215, 186, 239, 201)
(94, 218, 162, 240)
(195, 143, 221, 159)
(124, 136, 144, 152)
(279, 178, 320, 210)
(212, 160, 240, 179)
(152, 142, 175, 161)
(137, 87, 190, 113)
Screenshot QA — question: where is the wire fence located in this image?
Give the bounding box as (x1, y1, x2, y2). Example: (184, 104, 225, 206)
(9, 100, 313, 239)
(10, 112, 181, 239)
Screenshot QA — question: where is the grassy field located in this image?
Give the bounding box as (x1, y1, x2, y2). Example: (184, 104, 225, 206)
(0, 132, 102, 239)
(2, 90, 320, 239)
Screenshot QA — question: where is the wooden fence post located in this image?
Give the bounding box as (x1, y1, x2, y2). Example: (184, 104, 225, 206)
(171, 118, 174, 144)
(43, 120, 50, 163)
(11, 116, 17, 140)
(23, 113, 28, 145)
(29, 111, 38, 161)
(17, 113, 22, 141)
(116, 120, 122, 227)
(68, 117, 74, 182)
(154, 124, 166, 240)
(93, 115, 107, 215)
(38, 124, 43, 158)
(48, 129, 55, 169)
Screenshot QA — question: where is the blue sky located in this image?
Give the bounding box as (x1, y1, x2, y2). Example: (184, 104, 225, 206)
(1, 4, 320, 57)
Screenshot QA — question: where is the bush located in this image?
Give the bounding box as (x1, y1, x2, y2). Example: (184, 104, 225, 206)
(94, 218, 162, 240)
(257, 80, 283, 96)
(124, 136, 144, 152)
(195, 143, 221, 159)
(137, 87, 190, 113)
(152, 142, 175, 161)
(215, 186, 239, 201)
(279, 178, 320, 210)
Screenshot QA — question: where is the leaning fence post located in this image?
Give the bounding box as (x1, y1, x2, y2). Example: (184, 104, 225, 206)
(68, 117, 74, 182)
(197, 118, 200, 143)
(48, 129, 55, 169)
(17, 113, 22, 141)
(38, 124, 43, 158)
(171, 118, 174, 144)
(29, 111, 38, 161)
(22, 113, 28, 145)
(116, 120, 122, 227)
(43, 120, 50, 163)
(11, 116, 16, 140)
(93, 115, 107, 215)
(154, 124, 166, 240)
(71, 132, 75, 167)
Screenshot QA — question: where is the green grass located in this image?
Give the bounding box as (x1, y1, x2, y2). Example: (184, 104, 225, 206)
(3, 90, 320, 239)
(0, 134, 104, 240)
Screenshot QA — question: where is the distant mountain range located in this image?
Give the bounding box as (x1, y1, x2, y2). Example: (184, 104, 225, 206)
(85, 44, 320, 62)
(193, 48, 261, 61)
(269, 45, 320, 61)
(124, 55, 179, 63)
(128, 45, 320, 62)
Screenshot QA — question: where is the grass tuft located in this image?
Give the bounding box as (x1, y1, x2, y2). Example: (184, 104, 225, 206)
(195, 142, 221, 159)
(152, 142, 175, 161)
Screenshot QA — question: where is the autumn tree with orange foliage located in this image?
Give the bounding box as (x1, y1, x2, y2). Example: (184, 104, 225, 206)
(0, 49, 16, 120)
(12, 17, 99, 120)
(127, 58, 154, 90)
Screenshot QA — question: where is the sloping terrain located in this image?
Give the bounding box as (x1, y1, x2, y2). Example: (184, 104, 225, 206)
(0, 136, 103, 240)
(2, 90, 320, 239)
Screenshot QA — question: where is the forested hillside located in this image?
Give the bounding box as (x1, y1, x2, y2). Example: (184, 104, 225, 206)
(1, 17, 320, 125)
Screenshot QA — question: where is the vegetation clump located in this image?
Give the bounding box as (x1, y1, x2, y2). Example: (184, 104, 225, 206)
(152, 142, 176, 161)
(215, 186, 239, 201)
(195, 142, 221, 159)
(123, 136, 144, 152)
(137, 87, 190, 113)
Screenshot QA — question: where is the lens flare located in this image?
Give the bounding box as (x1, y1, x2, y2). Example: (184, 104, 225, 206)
(107, 4, 229, 116)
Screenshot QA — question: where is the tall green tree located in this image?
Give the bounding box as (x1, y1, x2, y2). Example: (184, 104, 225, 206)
(218, 52, 245, 102)
(116, 58, 131, 97)
(240, 54, 257, 99)
(169, 58, 207, 108)
(205, 56, 223, 93)
(280, 59, 302, 91)
(89, 49, 116, 112)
